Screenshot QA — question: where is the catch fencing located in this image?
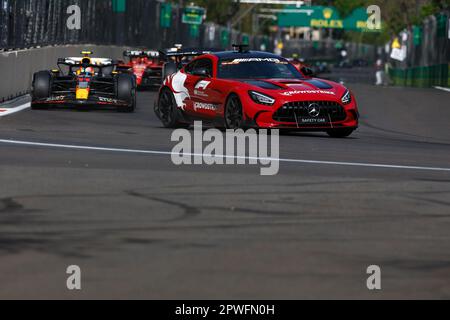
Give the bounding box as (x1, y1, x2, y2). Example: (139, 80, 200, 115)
(389, 10, 450, 87)
(0, 0, 272, 51)
(0, 0, 272, 101)
(283, 39, 378, 63)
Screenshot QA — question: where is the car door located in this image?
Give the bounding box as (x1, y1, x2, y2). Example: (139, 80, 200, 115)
(184, 58, 220, 120)
(179, 60, 198, 113)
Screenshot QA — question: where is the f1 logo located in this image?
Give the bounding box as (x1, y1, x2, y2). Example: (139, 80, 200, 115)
(195, 80, 211, 91)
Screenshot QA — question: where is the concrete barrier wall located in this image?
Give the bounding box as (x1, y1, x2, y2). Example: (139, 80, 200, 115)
(0, 45, 128, 102)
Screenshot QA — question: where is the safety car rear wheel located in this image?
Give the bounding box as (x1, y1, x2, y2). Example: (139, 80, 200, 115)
(157, 88, 189, 128)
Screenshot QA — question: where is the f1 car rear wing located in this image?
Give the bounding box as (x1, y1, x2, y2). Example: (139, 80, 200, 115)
(158, 45, 221, 71)
(160, 48, 218, 59)
(123, 50, 160, 58)
(159, 47, 221, 69)
(56, 58, 119, 76)
(58, 57, 116, 66)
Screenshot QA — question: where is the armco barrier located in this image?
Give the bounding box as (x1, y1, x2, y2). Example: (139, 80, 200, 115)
(0, 45, 128, 102)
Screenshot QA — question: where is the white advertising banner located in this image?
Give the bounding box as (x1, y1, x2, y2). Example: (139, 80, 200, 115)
(390, 45, 407, 62)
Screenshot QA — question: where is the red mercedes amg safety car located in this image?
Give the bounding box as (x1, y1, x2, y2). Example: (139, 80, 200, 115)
(155, 46, 359, 138)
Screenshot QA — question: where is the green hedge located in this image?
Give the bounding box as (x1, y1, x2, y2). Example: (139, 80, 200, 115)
(389, 64, 450, 88)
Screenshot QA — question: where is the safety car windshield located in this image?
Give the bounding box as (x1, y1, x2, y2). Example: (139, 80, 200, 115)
(218, 57, 304, 80)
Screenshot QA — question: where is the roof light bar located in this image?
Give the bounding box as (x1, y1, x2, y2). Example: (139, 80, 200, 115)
(236, 0, 305, 5)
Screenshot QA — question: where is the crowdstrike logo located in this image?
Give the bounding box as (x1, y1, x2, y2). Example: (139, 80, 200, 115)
(171, 122, 280, 176)
(281, 90, 336, 96)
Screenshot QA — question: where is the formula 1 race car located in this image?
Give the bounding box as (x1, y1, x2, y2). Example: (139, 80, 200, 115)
(160, 46, 220, 82)
(287, 54, 310, 72)
(118, 50, 164, 88)
(31, 51, 136, 112)
(155, 45, 359, 138)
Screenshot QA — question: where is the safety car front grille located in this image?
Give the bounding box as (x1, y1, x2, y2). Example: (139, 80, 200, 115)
(273, 101, 347, 123)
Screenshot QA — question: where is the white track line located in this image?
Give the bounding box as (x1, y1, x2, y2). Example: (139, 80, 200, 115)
(0, 102, 31, 117)
(434, 86, 450, 93)
(1, 138, 450, 173)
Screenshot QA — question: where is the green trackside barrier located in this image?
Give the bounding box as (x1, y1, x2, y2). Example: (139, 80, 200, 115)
(389, 64, 450, 88)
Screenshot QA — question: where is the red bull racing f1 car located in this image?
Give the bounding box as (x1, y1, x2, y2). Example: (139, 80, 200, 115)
(155, 46, 359, 138)
(31, 52, 136, 112)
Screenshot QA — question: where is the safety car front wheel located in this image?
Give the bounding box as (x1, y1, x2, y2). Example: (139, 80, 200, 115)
(224, 94, 244, 129)
(326, 128, 355, 138)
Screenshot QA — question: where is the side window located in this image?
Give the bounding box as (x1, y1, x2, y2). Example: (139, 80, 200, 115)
(185, 60, 197, 74)
(192, 58, 213, 77)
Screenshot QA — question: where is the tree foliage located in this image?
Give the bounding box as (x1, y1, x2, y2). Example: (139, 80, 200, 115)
(174, 0, 449, 41)
(318, 0, 449, 32)
(315, 0, 449, 44)
(189, 0, 239, 25)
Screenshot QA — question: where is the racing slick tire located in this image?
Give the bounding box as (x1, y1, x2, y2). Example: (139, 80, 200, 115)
(162, 62, 178, 82)
(116, 74, 136, 113)
(157, 88, 189, 129)
(224, 94, 244, 129)
(326, 128, 355, 138)
(31, 71, 52, 109)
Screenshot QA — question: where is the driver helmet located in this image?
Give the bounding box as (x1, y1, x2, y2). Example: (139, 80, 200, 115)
(81, 57, 91, 68)
(79, 57, 94, 75)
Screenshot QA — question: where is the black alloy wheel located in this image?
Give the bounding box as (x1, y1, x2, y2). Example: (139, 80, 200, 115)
(225, 94, 244, 129)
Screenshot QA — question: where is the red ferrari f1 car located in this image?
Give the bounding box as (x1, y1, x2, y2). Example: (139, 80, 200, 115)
(119, 50, 164, 88)
(155, 45, 359, 138)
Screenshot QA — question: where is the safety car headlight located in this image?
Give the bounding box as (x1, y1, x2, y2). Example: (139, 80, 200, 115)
(249, 91, 275, 106)
(341, 89, 352, 105)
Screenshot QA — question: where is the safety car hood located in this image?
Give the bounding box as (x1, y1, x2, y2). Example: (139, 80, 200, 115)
(244, 78, 346, 100)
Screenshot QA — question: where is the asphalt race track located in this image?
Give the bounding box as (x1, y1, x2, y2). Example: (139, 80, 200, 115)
(0, 82, 450, 299)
